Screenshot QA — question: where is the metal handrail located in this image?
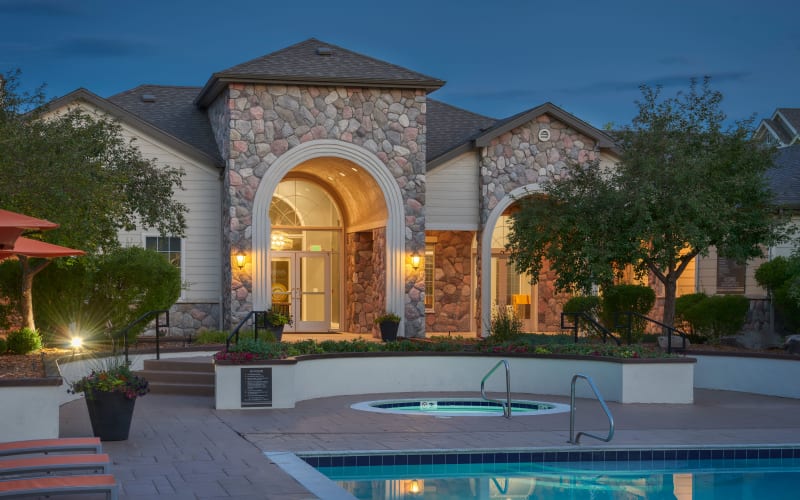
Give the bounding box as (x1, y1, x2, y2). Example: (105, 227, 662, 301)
(560, 312, 620, 345)
(568, 373, 614, 445)
(480, 359, 511, 418)
(225, 310, 268, 350)
(616, 311, 689, 353)
(114, 310, 169, 364)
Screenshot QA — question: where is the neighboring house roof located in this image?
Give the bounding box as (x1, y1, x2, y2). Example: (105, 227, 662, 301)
(195, 38, 445, 107)
(45, 88, 223, 168)
(768, 144, 800, 209)
(107, 85, 222, 164)
(756, 108, 800, 147)
(426, 99, 497, 165)
(427, 101, 619, 170)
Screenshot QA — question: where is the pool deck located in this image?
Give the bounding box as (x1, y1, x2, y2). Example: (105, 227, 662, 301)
(56, 356, 800, 500)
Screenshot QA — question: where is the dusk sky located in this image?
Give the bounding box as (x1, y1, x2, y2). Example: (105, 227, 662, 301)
(1, 0, 797, 129)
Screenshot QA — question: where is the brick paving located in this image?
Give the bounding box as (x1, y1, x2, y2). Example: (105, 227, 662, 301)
(57, 384, 800, 499)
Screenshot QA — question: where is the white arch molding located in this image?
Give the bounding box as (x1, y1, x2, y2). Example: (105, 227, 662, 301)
(251, 139, 406, 329)
(480, 184, 543, 336)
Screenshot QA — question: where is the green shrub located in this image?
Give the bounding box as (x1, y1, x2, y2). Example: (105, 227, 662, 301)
(563, 295, 600, 315)
(6, 327, 42, 354)
(0, 337, 6, 354)
(489, 306, 523, 342)
(193, 330, 229, 344)
(676, 293, 749, 340)
(599, 284, 656, 343)
(755, 256, 800, 332)
(676, 293, 710, 334)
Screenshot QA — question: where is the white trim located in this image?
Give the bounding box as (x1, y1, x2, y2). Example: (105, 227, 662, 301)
(480, 184, 544, 336)
(251, 140, 406, 328)
(345, 221, 385, 233)
(775, 110, 799, 138)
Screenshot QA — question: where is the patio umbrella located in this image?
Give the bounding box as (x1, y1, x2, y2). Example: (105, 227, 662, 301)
(0, 209, 59, 250)
(0, 236, 85, 260)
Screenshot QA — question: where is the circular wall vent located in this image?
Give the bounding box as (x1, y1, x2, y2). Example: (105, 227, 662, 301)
(538, 129, 551, 142)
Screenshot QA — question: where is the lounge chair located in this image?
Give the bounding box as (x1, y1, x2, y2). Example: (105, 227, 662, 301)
(0, 474, 118, 499)
(0, 437, 102, 457)
(0, 453, 111, 477)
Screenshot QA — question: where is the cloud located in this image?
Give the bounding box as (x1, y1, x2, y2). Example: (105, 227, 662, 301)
(0, 0, 80, 16)
(51, 37, 152, 58)
(657, 56, 691, 66)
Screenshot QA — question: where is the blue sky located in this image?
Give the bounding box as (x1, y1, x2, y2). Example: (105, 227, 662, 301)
(1, 0, 797, 129)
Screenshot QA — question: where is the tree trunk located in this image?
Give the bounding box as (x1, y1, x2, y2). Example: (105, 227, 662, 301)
(662, 278, 678, 330)
(18, 256, 50, 331)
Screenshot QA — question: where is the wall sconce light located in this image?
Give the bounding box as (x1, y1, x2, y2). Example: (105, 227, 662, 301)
(411, 251, 421, 270)
(235, 253, 246, 269)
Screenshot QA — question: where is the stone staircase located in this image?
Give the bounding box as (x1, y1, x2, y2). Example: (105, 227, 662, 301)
(135, 357, 215, 397)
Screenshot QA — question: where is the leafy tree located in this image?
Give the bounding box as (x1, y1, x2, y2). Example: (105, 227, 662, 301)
(755, 252, 800, 332)
(0, 71, 187, 330)
(508, 78, 791, 328)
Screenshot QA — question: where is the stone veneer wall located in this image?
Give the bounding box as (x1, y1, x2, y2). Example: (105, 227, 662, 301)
(536, 260, 571, 332)
(211, 84, 428, 334)
(426, 230, 473, 333)
(345, 229, 386, 335)
(477, 114, 600, 334)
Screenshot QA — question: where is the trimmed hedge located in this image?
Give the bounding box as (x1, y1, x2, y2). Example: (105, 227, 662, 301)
(676, 293, 749, 340)
(599, 284, 655, 343)
(6, 327, 42, 354)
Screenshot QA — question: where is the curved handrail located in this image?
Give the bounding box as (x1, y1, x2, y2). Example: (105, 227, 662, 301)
(616, 311, 689, 353)
(480, 359, 511, 418)
(560, 312, 620, 345)
(114, 310, 169, 364)
(225, 311, 271, 350)
(568, 373, 614, 445)
(226, 311, 256, 350)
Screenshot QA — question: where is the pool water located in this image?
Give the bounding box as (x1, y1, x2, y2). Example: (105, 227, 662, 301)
(310, 450, 800, 499)
(351, 398, 570, 417)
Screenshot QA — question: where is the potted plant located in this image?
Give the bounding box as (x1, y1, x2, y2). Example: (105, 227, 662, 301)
(68, 358, 149, 441)
(374, 312, 401, 342)
(262, 308, 292, 342)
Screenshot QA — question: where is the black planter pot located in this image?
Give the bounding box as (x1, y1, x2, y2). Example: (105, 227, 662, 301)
(267, 324, 284, 342)
(85, 390, 136, 441)
(379, 321, 400, 342)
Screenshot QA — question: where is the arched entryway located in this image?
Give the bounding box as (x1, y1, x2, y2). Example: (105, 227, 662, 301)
(251, 140, 406, 333)
(480, 185, 569, 336)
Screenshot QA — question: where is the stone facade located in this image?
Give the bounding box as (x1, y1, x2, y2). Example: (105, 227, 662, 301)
(345, 229, 386, 334)
(211, 84, 428, 335)
(425, 230, 473, 333)
(168, 302, 221, 336)
(479, 115, 599, 225)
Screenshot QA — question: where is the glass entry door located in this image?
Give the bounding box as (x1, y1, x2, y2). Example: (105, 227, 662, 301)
(270, 252, 331, 332)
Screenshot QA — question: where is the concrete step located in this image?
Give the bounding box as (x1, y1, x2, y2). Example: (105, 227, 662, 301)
(147, 382, 215, 397)
(136, 357, 216, 397)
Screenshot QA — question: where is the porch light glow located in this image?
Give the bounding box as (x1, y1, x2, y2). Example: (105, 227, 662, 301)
(411, 252, 421, 270)
(235, 253, 246, 269)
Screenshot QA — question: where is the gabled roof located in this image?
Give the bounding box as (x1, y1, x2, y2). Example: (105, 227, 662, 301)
(46, 88, 223, 167)
(107, 85, 222, 164)
(426, 99, 497, 167)
(195, 38, 445, 107)
(427, 101, 618, 170)
(768, 144, 800, 209)
(756, 108, 800, 147)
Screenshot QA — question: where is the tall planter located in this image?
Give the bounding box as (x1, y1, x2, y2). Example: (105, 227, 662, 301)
(85, 391, 136, 441)
(267, 324, 284, 342)
(379, 321, 399, 342)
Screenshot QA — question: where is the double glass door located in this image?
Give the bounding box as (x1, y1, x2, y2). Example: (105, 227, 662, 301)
(270, 252, 330, 332)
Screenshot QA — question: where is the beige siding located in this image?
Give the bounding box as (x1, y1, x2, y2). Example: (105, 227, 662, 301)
(696, 248, 768, 298)
(46, 101, 222, 303)
(116, 124, 221, 303)
(426, 152, 479, 230)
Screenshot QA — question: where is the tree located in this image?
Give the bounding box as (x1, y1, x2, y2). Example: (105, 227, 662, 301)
(507, 78, 791, 328)
(0, 71, 187, 330)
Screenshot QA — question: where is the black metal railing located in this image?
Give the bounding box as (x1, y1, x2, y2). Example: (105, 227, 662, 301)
(114, 310, 170, 364)
(560, 312, 620, 345)
(616, 311, 689, 354)
(225, 310, 268, 350)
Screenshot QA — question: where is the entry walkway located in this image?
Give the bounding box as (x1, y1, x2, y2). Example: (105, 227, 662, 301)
(57, 388, 800, 499)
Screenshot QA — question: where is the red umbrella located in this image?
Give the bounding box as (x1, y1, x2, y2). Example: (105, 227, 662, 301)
(0, 209, 59, 250)
(0, 236, 84, 260)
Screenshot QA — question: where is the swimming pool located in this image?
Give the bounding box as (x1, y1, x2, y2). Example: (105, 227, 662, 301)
(295, 447, 800, 499)
(351, 398, 570, 417)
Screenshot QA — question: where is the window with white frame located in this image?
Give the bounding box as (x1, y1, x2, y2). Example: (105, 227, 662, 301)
(145, 236, 182, 268)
